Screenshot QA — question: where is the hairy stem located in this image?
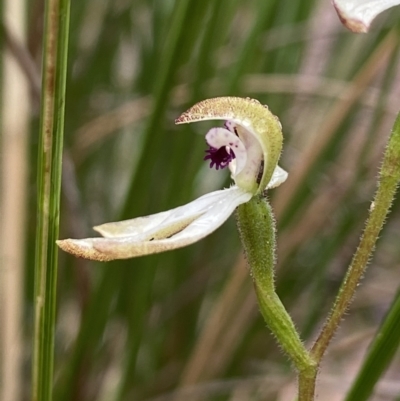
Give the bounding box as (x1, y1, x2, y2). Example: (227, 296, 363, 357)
(293, 113, 400, 398)
(312, 113, 400, 361)
(237, 196, 317, 401)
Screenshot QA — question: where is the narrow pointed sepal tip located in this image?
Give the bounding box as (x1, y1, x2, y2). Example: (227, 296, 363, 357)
(56, 239, 114, 262)
(333, 2, 368, 32)
(333, 0, 400, 33)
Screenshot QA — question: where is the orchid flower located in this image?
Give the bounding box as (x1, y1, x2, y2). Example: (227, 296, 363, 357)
(333, 0, 400, 32)
(57, 97, 287, 261)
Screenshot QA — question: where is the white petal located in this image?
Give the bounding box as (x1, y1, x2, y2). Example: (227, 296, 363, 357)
(57, 187, 252, 261)
(95, 187, 243, 238)
(222, 121, 264, 189)
(94, 209, 175, 238)
(234, 124, 264, 189)
(205, 127, 247, 174)
(266, 165, 288, 189)
(333, 0, 400, 32)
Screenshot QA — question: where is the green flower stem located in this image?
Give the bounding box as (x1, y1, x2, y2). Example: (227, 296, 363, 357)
(33, 0, 70, 400)
(311, 112, 400, 362)
(237, 196, 317, 401)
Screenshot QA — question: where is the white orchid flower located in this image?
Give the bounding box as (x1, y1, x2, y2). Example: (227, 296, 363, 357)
(57, 97, 287, 261)
(333, 0, 400, 32)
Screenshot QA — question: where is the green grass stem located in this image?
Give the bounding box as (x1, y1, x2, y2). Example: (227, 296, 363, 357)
(32, 0, 70, 400)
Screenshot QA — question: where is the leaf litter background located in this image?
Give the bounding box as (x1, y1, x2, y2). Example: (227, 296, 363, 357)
(2, 0, 400, 400)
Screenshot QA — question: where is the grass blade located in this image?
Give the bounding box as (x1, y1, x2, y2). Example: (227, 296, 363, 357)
(32, 0, 70, 400)
(345, 289, 400, 401)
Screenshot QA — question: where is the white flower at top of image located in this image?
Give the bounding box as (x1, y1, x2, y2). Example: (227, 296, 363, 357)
(333, 0, 400, 32)
(57, 97, 287, 261)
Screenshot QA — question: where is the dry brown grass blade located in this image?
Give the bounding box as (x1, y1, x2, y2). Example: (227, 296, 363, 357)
(200, 290, 258, 381)
(1, 21, 41, 107)
(276, 111, 374, 265)
(71, 70, 400, 166)
(243, 74, 399, 116)
(0, 2, 30, 401)
(72, 96, 151, 163)
(177, 256, 253, 388)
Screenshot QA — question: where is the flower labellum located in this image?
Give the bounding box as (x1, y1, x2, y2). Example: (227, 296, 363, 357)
(333, 0, 400, 33)
(204, 144, 236, 170)
(57, 97, 287, 261)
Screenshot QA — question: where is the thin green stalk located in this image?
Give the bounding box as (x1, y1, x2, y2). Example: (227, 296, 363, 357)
(311, 112, 400, 361)
(298, 371, 318, 401)
(236, 196, 317, 401)
(297, 112, 400, 398)
(32, 0, 70, 400)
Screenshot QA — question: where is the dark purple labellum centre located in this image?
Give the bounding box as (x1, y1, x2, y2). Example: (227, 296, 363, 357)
(204, 146, 236, 170)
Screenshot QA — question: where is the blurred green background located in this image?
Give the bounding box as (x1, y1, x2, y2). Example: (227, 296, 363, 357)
(2, 0, 400, 400)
